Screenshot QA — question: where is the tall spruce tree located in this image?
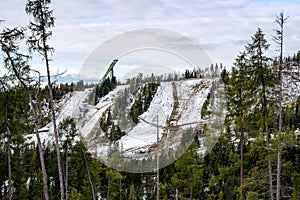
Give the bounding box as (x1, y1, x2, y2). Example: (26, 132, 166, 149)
(25, 0, 65, 199)
(227, 28, 274, 199)
(247, 28, 274, 200)
(226, 51, 254, 199)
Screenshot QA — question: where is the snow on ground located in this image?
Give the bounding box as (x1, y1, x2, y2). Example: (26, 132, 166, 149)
(176, 79, 211, 126)
(120, 82, 174, 151)
(282, 67, 300, 104)
(26, 77, 216, 162)
(119, 78, 213, 153)
(80, 104, 110, 138)
(26, 85, 128, 145)
(26, 88, 93, 144)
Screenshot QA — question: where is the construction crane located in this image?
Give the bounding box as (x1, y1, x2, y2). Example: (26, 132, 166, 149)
(99, 59, 118, 84)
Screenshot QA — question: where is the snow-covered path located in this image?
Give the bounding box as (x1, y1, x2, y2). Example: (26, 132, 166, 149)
(80, 103, 110, 138)
(27, 85, 127, 144)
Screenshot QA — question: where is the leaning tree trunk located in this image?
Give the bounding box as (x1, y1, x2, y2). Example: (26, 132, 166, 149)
(36, 4, 65, 197)
(43, 44, 65, 200)
(7, 52, 49, 200)
(26, 0, 65, 198)
(31, 97, 50, 200)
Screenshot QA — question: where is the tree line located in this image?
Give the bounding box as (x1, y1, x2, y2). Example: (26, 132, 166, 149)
(1, 0, 300, 199)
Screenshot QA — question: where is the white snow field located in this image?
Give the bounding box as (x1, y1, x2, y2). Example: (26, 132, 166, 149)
(26, 85, 127, 144)
(26, 77, 224, 173)
(27, 78, 216, 150)
(24, 77, 226, 172)
(119, 79, 213, 153)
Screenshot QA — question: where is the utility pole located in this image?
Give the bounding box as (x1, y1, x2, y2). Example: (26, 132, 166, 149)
(156, 115, 159, 200)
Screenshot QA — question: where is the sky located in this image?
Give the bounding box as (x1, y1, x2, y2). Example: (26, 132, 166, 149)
(1, 0, 300, 80)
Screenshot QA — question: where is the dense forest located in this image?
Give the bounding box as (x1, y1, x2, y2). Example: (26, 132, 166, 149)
(1, 0, 300, 200)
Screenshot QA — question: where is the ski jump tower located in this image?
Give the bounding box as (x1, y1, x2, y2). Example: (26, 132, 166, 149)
(99, 59, 118, 84)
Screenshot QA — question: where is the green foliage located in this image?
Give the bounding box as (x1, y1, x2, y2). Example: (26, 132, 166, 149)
(220, 68, 229, 85)
(170, 143, 204, 199)
(130, 83, 159, 123)
(95, 76, 117, 104)
(100, 108, 125, 142)
(201, 95, 212, 119)
(2, 3, 300, 199)
(129, 183, 136, 200)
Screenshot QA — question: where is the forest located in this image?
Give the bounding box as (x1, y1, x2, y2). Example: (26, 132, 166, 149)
(1, 0, 300, 200)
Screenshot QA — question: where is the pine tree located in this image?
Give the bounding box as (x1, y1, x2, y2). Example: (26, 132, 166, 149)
(25, 0, 65, 199)
(226, 52, 254, 199)
(171, 143, 203, 199)
(58, 117, 77, 200)
(247, 27, 274, 200)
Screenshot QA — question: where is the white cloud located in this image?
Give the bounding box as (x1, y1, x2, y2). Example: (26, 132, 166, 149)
(1, 0, 300, 76)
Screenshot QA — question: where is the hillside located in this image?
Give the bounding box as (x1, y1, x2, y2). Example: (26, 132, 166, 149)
(26, 77, 223, 171)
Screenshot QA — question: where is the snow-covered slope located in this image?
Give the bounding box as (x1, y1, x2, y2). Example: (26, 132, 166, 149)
(25, 77, 224, 172)
(26, 88, 93, 143)
(282, 65, 300, 104)
(25, 77, 223, 172)
(26, 85, 127, 144)
(120, 79, 213, 153)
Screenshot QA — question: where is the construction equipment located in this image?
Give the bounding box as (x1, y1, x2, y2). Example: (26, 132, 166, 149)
(99, 59, 118, 84)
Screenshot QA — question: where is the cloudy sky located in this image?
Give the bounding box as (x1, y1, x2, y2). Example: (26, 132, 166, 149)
(1, 0, 300, 79)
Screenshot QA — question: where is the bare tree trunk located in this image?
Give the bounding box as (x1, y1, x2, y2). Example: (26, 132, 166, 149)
(190, 172, 193, 200)
(42, 31, 65, 200)
(82, 149, 96, 200)
(108, 176, 110, 200)
(5, 51, 49, 200)
(6, 126, 12, 200)
(65, 146, 68, 200)
(25, 0, 65, 197)
(264, 91, 274, 200)
(268, 152, 274, 200)
(240, 129, 244, 199)
(274, 12, 288, 200)
(276, 60, 283, 200)
(28, 1, 65, 198)
(30, 94, 50, 200)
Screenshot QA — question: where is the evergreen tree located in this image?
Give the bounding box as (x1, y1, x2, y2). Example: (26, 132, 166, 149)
(247, 27, 275, 200)
(171, 143, 203, 199)
(226, 52, 254, 199)
(58, 117, 77, 200)
(26, 0, 65, 199)
(0, 26, 50, 200)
